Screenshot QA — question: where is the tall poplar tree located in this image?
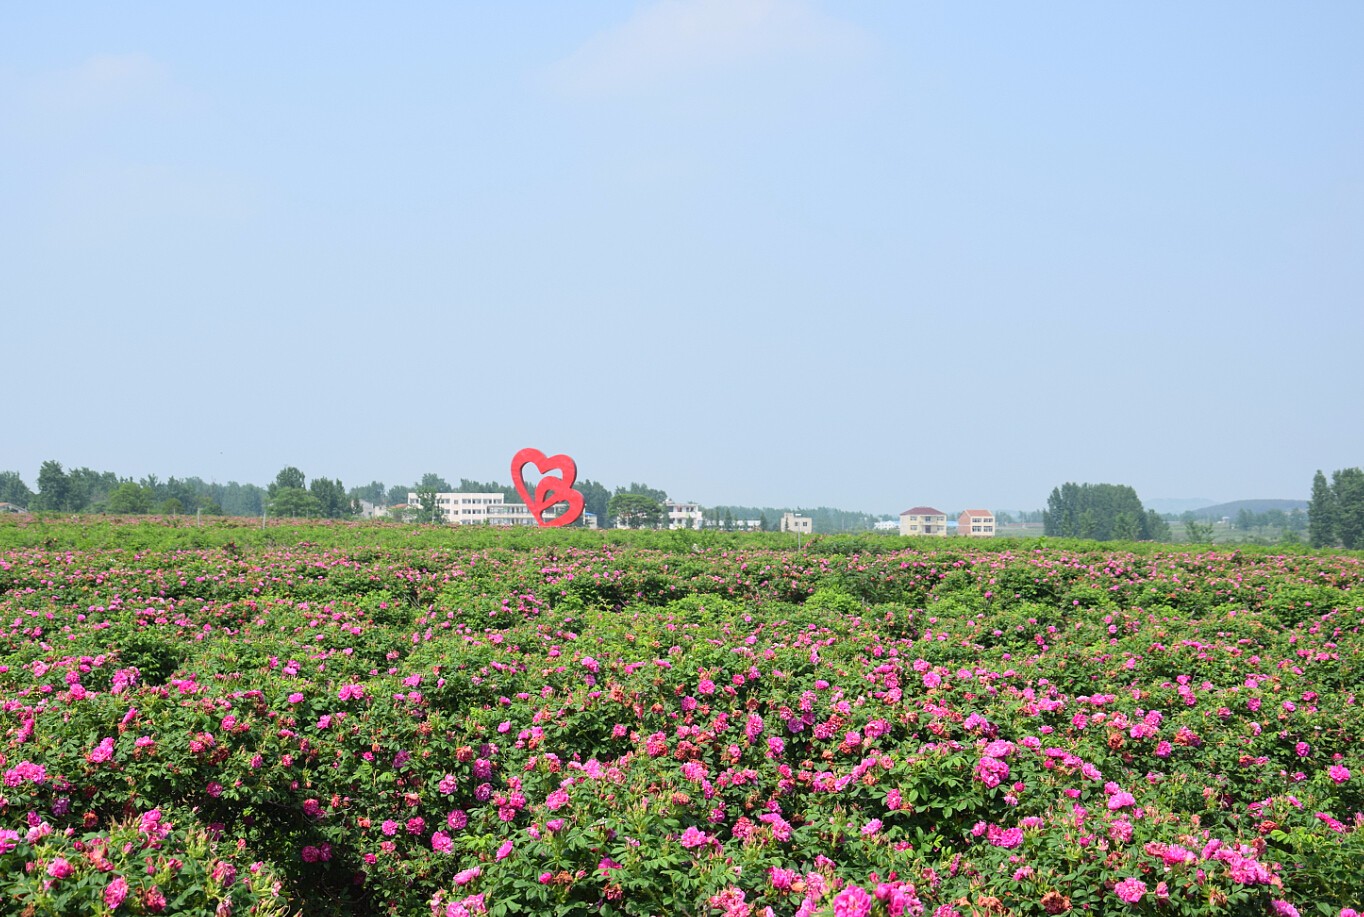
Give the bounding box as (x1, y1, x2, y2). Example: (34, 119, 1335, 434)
(1309, 470, 1335, 548)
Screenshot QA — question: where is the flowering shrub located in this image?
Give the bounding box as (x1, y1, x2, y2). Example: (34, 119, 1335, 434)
(0, 518, 1362, 915)
(0, 808, 289, 915)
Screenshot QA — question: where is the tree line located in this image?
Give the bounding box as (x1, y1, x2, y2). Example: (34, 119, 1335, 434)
(2, 463, 798, 529)
(1043, 482, 1171, 541)
(1309, 468, 1364, 549)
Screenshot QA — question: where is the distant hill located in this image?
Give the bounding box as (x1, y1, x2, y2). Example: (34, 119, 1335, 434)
(1183, 498, 1307, 519)
(1145, 497, 1217, 514)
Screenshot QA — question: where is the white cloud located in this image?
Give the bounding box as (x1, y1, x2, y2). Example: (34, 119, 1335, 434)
(551, 0, 871, 95)
(2, 53, 192, 141)
(30, 53, 180, 116)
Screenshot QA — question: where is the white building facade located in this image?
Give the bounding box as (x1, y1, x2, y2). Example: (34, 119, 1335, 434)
(407, 492, 537, 526)
(665, 499, 704, 530)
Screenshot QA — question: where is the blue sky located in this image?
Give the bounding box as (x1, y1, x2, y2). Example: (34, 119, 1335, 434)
(3, 1, 1361, 513)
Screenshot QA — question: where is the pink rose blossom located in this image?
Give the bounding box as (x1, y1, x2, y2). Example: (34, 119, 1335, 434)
(1114, 877, 1146, 904)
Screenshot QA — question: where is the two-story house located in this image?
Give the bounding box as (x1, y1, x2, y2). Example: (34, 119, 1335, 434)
(957, 509, 996, 537)
(899, 506, 948, 536)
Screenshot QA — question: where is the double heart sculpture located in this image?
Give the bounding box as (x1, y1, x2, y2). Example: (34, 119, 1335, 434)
(511, 447, 584, 528)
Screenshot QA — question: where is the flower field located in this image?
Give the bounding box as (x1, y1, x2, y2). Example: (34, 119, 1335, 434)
(1, 518, 1363, 916)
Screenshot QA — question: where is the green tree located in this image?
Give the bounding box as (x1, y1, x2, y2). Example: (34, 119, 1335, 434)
(269, 487, 322, 518)
(1111, 512, 1141, 541)
(1309, 470, 1335, 548)
(615, 482, 668, 505)
(222, 482, 266, 517)
(414, 486, 444, 524)
(575, 479, 611, 528)
(34, 460, 71, 512)
(310, 477, 352, 518)
(608, 493, 664, 529)
(0, 471, 34, 508)
(1185, 519, 1215, 543)
(419, 473, 452, 493)
(66, 467, 118, 511)
(1143, 510, 1171, 542)
(1044, 482, 1154, 541)
(106, 482, 153, 514)
(1332, 467, 1364, 550)
(270, 467, 306, 496)
(349, 481, 387, 505)
(386, 484, 411, 506)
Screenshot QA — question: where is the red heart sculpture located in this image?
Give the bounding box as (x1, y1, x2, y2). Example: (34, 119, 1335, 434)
(511, 448, 584, 528)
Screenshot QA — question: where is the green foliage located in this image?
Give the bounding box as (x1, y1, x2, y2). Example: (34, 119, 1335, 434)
(1, 812, 291, 917)
(106, 481, 153, 514)
(414, 485, 444, 524)
(2, 519, 1364, 915)
(34, 460, 72, 511)
(268, 486, 322, 518)
(309, 476, 353, 518)
(1310, 467, 1364, 549)
(269, 466, 306, 494)
(608, 492, 665, 529)
(420, 472, 453, 492)
(1185, 518, 1215, 543)
(1044, 481, 1166, 541)
(1311, 469, 1336, 548)
(0, 470, 35, 508)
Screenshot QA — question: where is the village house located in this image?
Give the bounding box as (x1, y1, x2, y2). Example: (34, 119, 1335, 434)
(958, 509, 996, 537)
(899, 506, 948, 537)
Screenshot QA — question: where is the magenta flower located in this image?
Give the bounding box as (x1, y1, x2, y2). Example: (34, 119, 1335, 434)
(975, 756, 1010, 789)
(1114, 878, 1146, 904)
(431, 831, 454, 853)
(986, 825, 1023, 849)
(1107, 791, 1136, 810)
(496, 839, 514, 860)
(453, 866, 481, 886)
(46, 857, 74, 879)
(832, 884, 874, 917)
(679, 826, 713, 849)
(1329, 764, 1351, 784)
(142, 886, 167, 913)
(104, 875, 129, 909)
(338, 683, 366, 701)
(87, 737, 116, 765)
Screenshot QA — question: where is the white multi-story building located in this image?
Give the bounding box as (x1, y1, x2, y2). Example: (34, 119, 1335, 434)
(407, 492, 537, 526)
(665, 499, 704, 530)
(781, 512, 813, 534)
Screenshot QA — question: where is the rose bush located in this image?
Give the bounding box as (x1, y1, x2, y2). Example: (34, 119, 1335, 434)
(0, 518, 1361, 915)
